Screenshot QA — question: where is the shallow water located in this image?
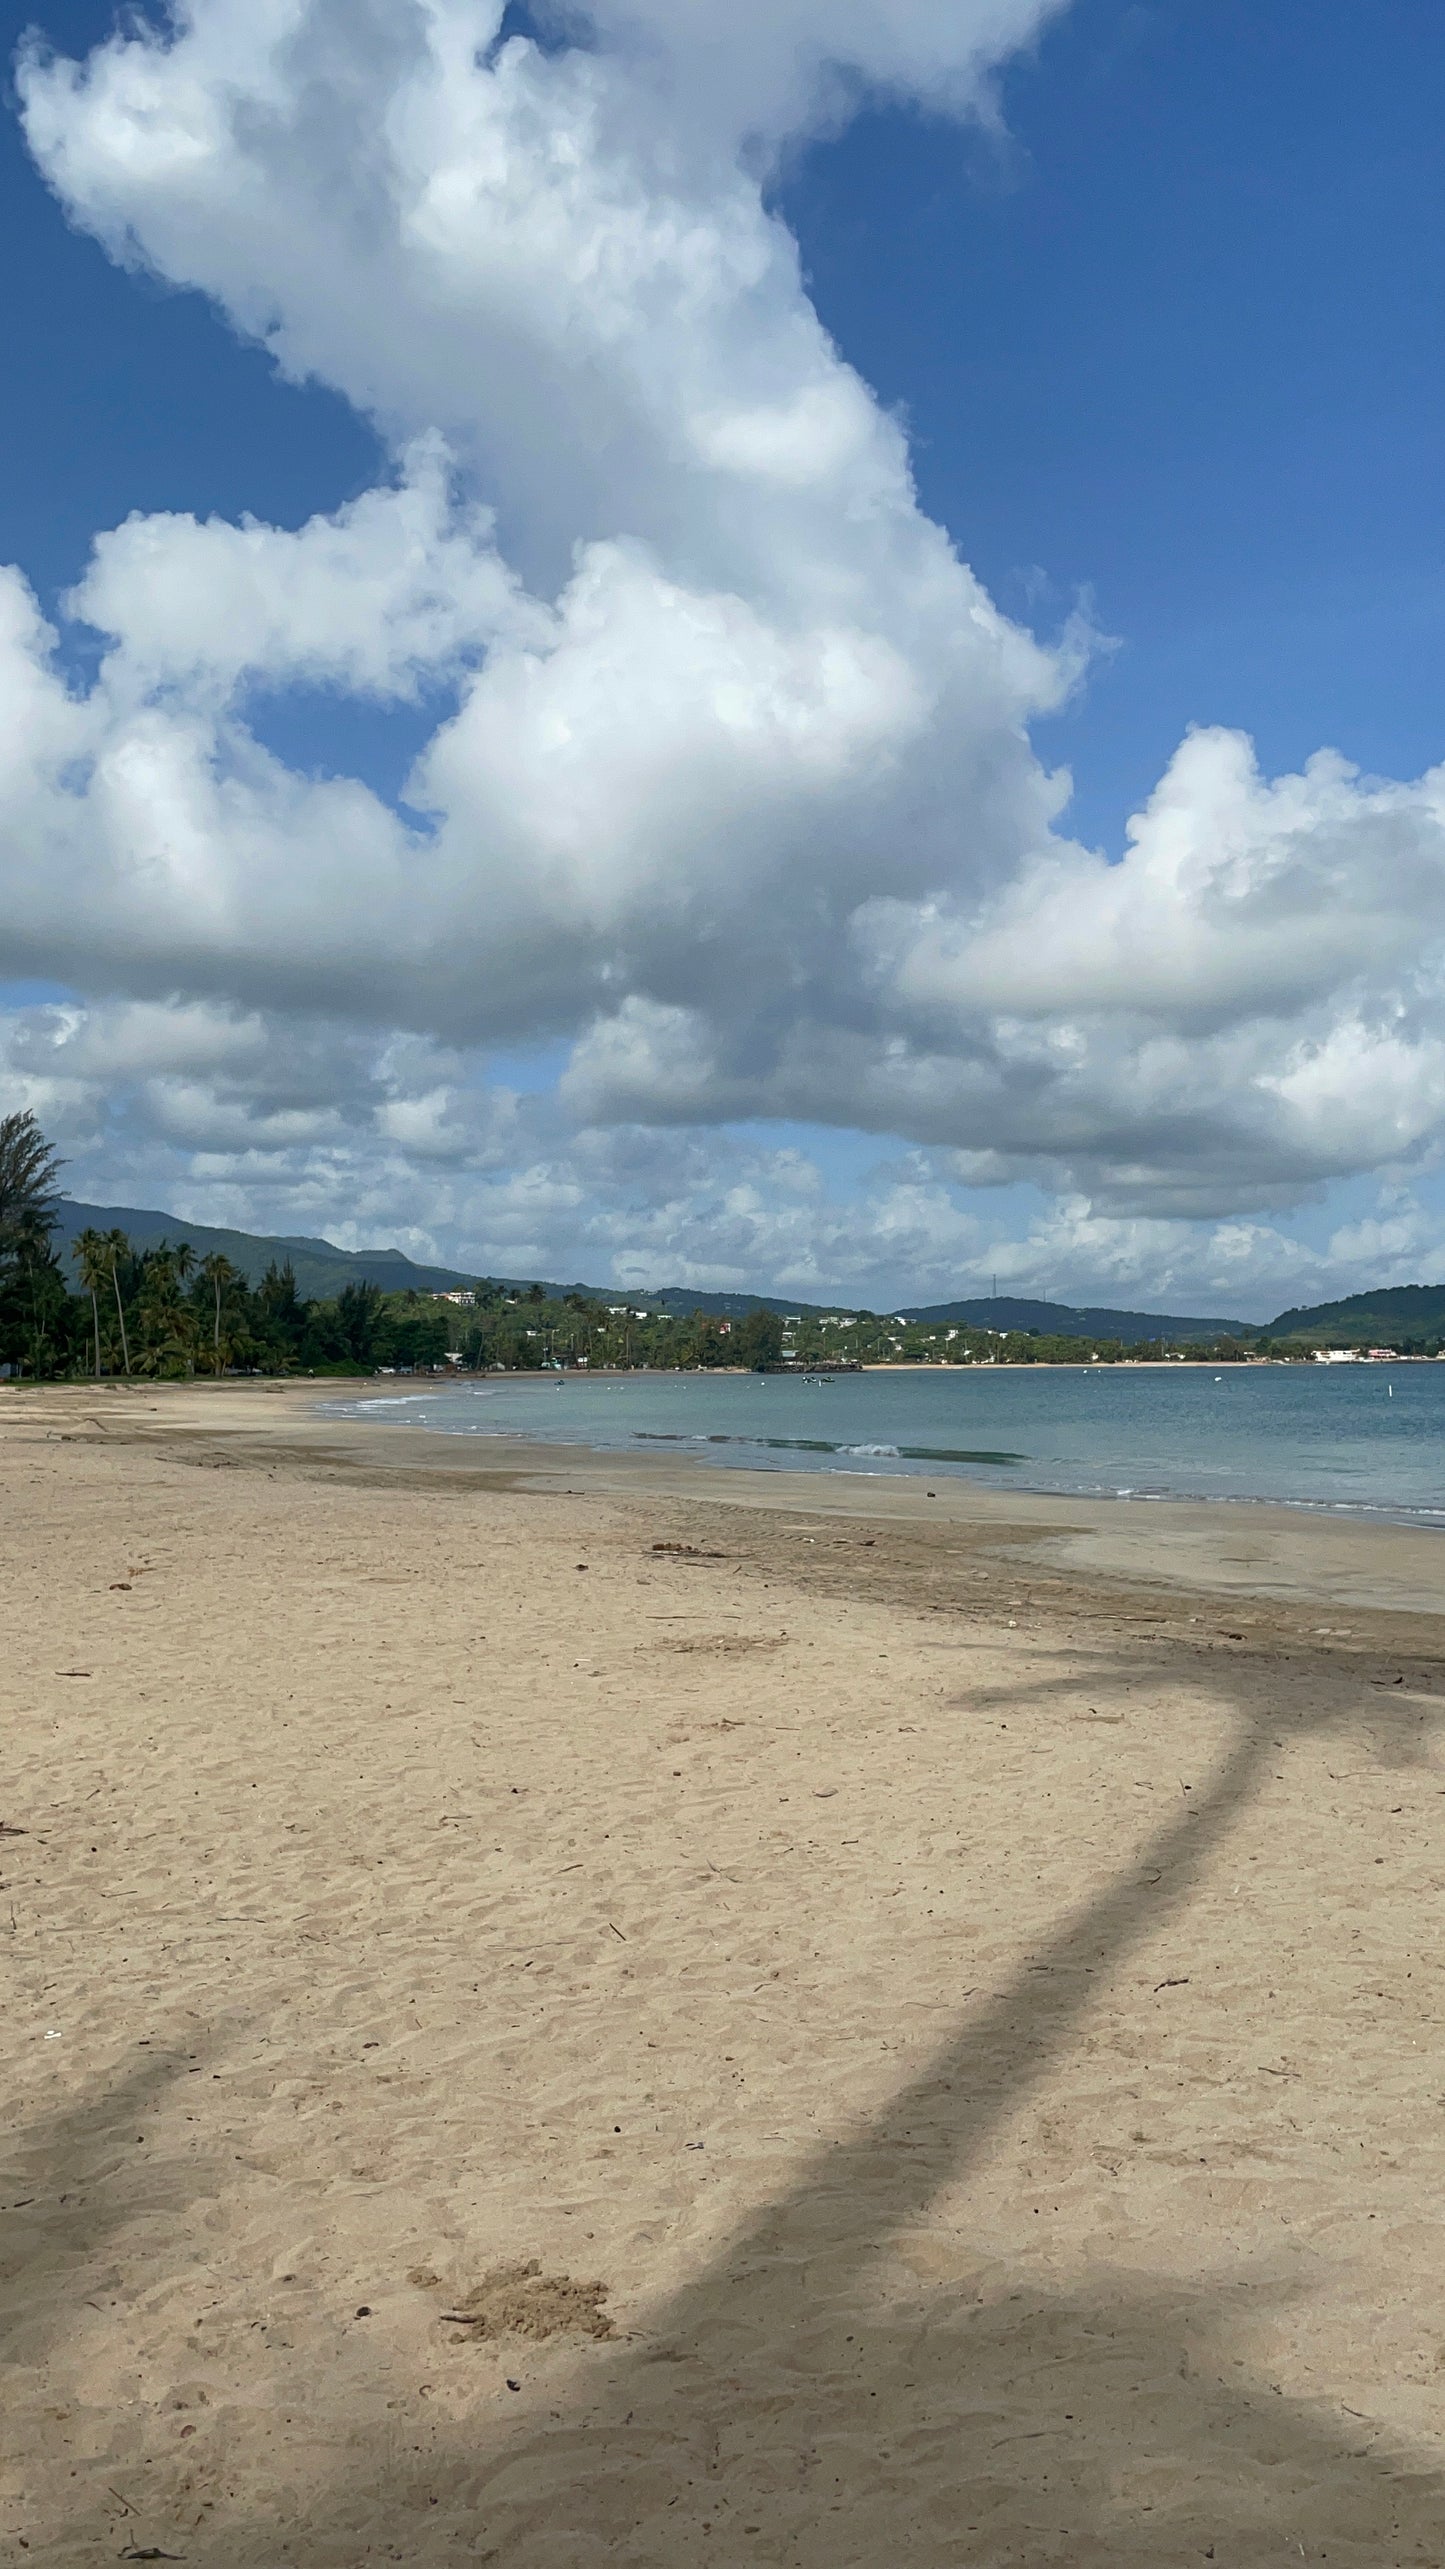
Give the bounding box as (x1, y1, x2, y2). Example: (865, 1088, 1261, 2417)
(326, 1362, 1445, 1523)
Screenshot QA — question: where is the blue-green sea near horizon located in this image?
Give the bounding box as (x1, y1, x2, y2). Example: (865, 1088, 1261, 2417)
(324, 1363, 1445, 1526)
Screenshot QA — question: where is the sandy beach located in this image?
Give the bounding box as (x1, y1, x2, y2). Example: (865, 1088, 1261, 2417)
(5, 1379, 1445, 2566)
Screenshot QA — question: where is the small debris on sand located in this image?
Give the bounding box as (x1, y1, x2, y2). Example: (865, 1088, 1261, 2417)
(656, 1632, 785, 1656)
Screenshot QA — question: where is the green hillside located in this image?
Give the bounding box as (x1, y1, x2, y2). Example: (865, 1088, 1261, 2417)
(899, 1294, 1251, 1340)
(62, 1194, 1442, 1347)
(47, 1209, 844, 1316)
(1261, 1284, 1445, 1345)
(51, 1199, 483, 1301)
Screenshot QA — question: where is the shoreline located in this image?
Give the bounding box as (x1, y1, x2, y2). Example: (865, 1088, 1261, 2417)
(9, 1372, 1445, 1626)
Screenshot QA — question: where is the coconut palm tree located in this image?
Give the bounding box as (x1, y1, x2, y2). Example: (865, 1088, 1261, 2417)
(134, 1244, 201, 1376)
(103, 1228, 133, 1376)
(198, 1251, 237, 1375)
(74, 1227, 111, 1377)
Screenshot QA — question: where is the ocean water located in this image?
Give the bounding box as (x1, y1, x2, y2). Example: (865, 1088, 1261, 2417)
(327, 1362, 1445, 1523)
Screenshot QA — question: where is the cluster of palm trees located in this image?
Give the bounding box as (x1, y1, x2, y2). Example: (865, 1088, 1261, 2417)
(0, 1109, 247, 1379)
(0, 1120, 450, 1380)
(73, 1227, 131, 1375)
(71, 1229, 239, 1379)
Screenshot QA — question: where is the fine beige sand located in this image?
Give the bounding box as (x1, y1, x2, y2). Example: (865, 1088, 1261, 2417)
(4, 1380, 1445, 2566)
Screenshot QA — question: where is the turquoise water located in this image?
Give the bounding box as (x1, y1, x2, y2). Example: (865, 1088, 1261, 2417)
(328, 1363, 1445, 1523)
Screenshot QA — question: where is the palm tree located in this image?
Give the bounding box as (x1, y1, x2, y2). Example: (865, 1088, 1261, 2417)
(74, 1227, 111, 1377)
(168, 1240, 199, 1375)
(0, 1110, 63, 1260)
(103, 1228, 133, 1376)
(134, 1244, 200, 1376)
(199, 1252, 237, 1376)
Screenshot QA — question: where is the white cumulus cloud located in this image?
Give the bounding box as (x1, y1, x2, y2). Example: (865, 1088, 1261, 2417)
(2, 0, 1444, 1299)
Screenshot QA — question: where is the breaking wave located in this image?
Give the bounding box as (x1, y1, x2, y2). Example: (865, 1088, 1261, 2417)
(633, 1431, 1023, 1466)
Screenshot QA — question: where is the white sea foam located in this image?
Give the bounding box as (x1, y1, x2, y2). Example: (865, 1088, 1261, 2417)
(342, 1393, 437, 1411)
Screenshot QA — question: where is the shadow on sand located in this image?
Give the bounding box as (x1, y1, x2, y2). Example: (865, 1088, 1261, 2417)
(2, 2045, 216, 2368)
(19, 1650, 1445, 2565)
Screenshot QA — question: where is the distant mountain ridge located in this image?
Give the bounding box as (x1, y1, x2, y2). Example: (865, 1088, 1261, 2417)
(51, 1200, 485, 1302)
(41, 1200, 1445, 1342)
(896, 1294, 1250, 1339)
(51, 1197, 1269, 1337)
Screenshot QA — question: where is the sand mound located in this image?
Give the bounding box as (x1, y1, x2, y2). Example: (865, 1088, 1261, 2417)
(436, 2261, 613, 2342)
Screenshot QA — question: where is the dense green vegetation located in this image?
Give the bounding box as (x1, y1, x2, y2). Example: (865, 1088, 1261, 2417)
(0, 1120, 1263, 1380)
(0, 1116, 446, 1379)
(6, 1114, 1443, 1378)
(0, 1127, 799, 1378)
(0, 1110, 72, 1380)
(9, 1220, 457, 1382)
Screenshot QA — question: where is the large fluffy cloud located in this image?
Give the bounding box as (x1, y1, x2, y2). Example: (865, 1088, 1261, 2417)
(5, 0, 1445, 1284)
(11, 986, 1442, 1316)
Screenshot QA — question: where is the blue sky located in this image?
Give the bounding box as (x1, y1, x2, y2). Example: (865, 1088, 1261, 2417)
(11, 0, 1445, 836)
(3, 0, 1444, 1315)
(784, 0, 1445, 845)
